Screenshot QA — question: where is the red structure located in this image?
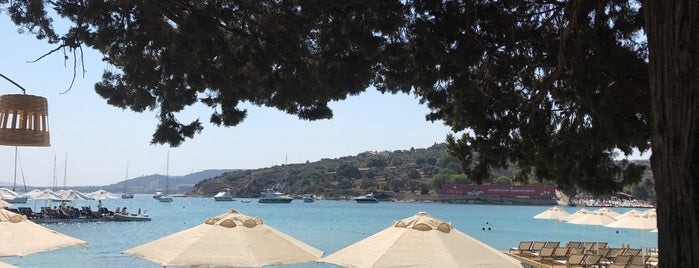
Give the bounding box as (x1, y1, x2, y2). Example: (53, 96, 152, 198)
(441, 184, 556, 198)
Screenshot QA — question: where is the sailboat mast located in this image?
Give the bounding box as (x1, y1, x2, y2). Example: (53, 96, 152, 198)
(63, 152, 67, 189)
(52, 155, 57, 191)
(12, 147, 17, 191)
(166, 150, 169, 195)
(123, 163, 129, 192)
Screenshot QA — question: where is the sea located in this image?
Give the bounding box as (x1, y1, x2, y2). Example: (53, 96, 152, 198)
(2, 195, 658, 268)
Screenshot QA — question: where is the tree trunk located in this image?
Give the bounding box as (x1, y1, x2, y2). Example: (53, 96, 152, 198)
(645, 0, 699, 267)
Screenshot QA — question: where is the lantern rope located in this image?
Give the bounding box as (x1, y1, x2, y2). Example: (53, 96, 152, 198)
(0, 73, 27, 94)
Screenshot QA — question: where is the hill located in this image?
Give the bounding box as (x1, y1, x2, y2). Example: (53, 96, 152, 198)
(5, 169, 233, 195)
(186, 144, 654, 202)
(187, 143, 479, 198)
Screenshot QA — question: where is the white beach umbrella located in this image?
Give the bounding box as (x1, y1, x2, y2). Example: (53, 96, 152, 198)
(565, 208, 592, 222)
(568, 211, 617, 252)
(123, 209, 323, 267)
(320, 212, 521, 268)
(606, 213, 656, 230)
(594, 207, 621, 219)
(56, 189, 91, 201)
(0, 209, 88, 257)
(615, 209, 643, 220)
(534, 206, 571, 220)
(26, 189, 61, 201)
(20, 189, 42, 199)
(606, 212, 656, 251)
(533, 206, 570, 240)
(0, 199, 11, 208)
(0, 188, 20, 200)
(642, 208, 656, 217)
(86, 190, 118, 200)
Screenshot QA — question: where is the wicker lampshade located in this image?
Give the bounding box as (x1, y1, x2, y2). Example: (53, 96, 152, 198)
(0, 94, 50, 146)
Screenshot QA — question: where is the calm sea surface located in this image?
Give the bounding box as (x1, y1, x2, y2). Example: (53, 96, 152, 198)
(3, 195, 657, 268)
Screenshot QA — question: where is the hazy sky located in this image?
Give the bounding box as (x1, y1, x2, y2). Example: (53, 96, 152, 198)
(0, 16, 650, 188)
(0, 18, 453, 187)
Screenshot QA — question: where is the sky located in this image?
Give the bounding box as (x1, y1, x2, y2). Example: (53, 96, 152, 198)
(0, 16, 650, 188)
(0, 18, 454, 187)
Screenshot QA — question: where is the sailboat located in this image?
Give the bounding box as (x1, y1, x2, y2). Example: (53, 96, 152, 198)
(6, 147, 28, 203)
(157, 151, 173, 203)
(121, 164, 134, 199)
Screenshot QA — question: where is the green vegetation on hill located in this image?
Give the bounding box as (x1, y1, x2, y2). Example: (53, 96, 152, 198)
(186, 143, 654, 200)
(188, 144, 655, 201)
(188, 143, 455, 198)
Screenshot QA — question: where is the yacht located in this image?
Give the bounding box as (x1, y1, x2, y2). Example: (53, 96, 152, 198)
(303, 194, 316, 203)
(354, 193, 379, 203)
(157, 195, 173, 202)
(258, 190, 293, 203)
(214, 191, 234, 201)
(152, 190, 164, 199)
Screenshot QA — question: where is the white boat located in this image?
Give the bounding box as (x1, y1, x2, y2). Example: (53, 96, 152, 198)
(152, 190, 164, 199)
(354, 193, 379, 203)
(121, 164, 134, 199)
(158, 151, 173, 203)
(303, 194, 315, 203)
(214, 191, 234, 201)
(157, 195, 173, 202)
(112, 213, 151, 222)
(258, 190, 293, 203)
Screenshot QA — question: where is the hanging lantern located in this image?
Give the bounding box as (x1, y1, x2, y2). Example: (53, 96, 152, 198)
(0, 94, 50, 146)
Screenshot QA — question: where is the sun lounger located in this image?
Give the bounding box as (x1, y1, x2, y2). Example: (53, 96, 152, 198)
(510, 241, 533, 255)
(535, 246, 556, 263)
(612, 255, 632, 266)
(546, 241, 561, 248)
(585, 242, 608, 254)
(607, 264, 627, 268)
(623, 248, 641, 256)
(553, 247, 569, 260)
(569, 247, 586, 255)
(627, 264, 646, 268)
(567, 241, 584, 248)
(582, 254, 602, 268)
(607, 248, 626, 259)
(597, 247, 610, 257)
(529, 241, 547, 256)
(555, 253, 585, 267)
(629, 255, 649, 266)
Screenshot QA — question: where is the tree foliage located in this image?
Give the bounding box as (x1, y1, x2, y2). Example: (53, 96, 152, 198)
(5, 1, 696, 266)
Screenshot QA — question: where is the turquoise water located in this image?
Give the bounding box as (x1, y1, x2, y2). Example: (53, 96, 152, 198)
(3, 195, 657, 267)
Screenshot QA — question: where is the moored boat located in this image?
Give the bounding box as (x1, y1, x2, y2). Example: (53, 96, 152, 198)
(121, 164, 134, 199)
(354, 193, 379, 203)
(157, 195, 173, 203)
(214, 191, 234, 201)
(258, 190, 293, 203)
(157, 150, 174, 203)
(152, 190, 164, 199)
(303, 194, 315, 203)
(112, 213, 151, 222)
